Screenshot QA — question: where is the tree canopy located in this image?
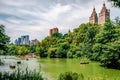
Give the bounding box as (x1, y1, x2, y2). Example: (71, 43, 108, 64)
(0, 25, 10, 54)
(108, 0, 120, 8)
(6, 17, 120, 69)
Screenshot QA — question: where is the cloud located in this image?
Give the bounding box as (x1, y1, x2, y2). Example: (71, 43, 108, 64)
(42, 4, 71, 21)
(0, 0, 120, 43)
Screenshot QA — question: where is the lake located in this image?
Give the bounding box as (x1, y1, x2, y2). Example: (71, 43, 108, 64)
(39, 58, 120, 80)
(0, 56, 39, 73)
(1, 56, 120, 80)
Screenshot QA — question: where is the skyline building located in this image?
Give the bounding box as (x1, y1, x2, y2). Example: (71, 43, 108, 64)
(89, 3, 110, 25)
(49, 27, 59, 36)
(30, 39, 39, 46)
(15, 35, 30, 45)
(21, 35, 29, 45)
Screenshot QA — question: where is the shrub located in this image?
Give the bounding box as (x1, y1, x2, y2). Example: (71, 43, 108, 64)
(58, 71, 84, 80)
(0, 68, 44, 80)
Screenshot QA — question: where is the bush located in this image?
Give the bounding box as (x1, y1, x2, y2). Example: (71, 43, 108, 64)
(0, 68, 44, 80)
(58, 71, 84, 80)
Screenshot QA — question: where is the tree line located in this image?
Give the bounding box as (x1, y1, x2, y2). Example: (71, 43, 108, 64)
(1, 18, 120, 69)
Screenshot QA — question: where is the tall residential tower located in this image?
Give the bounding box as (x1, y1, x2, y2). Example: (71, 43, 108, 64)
(99, 3, 110, 25)
(89, 8, 98, 24)
(89, 3, 110, 25)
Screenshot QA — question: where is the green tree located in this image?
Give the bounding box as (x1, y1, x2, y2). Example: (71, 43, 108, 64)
(48, 48, 57, 58)
(17, 46, 30, 55)
(57, 42, 70, 58)
(114, 17, 120, 27)
(0, 25, 10, 54)
(30, 45, 36, 53)
(36, 45, 47, 57)
(52, 32, 63, 38)
(8, 43, 17, 55)
(67, 46, 81, 58)
(93, 19, 120, 69)
(58, 72, 84, 80)
(82, 24, 99, 58)
(108, 0, 120, 8)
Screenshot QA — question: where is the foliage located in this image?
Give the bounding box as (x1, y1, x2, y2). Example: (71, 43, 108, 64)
(67, 46, 81, 58)
(58, 71, 84, 80)
(7, 44, 30, 55)
(8, 43, 17, 55)
(48, 48, 57, 58)
(6, 17, 120, 69)
(93, 18, 120, 69)
(17, 46, 30, 55)
(0, 68, 44, 80)
(0, 59, 4, 65)
(0, 25, 10, 54)
(108, 0, 120, 8)
(52, 32, 63, 38)
(80, 24, 100, 58)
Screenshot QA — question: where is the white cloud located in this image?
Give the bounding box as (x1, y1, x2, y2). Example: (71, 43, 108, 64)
(42, 4, 71, 21)
(0, 0, 120, 43)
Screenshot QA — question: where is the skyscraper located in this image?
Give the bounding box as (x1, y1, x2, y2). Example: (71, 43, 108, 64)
(49, 27, 59, 36)
(21, 35, 29, 45)
(89, 3, 110, 25)
(15, 35, 30, 45)
(89, 8, 98, 24)
(99, 3, 110, 25)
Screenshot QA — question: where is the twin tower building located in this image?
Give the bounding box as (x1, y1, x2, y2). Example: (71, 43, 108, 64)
(49, 3, 110, 36)
(89, 3, 110, 25)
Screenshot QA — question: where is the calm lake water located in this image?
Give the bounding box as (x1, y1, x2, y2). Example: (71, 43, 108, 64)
(39, 58, 120, 80)
(1, 56, 120, 80)
(0, 56, 39, 73)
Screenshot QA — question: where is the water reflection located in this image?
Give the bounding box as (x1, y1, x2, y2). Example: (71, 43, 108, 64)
(0, 56, 39, 73)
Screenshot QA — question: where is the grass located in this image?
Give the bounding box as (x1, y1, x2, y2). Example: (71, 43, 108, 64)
(0, 59, 4, 65)
(0, 68, 44, 80)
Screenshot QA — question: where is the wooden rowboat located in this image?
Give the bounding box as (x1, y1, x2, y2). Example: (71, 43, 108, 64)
(9, 64, 16, 69)
(17, 61, 21, 64)
(80, 61, 89, 64)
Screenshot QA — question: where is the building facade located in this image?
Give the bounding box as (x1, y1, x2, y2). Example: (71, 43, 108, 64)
(89, 3, 110, 25)
(49, 27, 59, 36)
(99, 3, 110, 25)
(30, 39, 39, 46)
(21, 35, 29, 45)
(15, 35, 30, 45)
(89, 8, 98, 24)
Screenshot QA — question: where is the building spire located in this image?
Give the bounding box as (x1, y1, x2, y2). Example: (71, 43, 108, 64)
(68, 29, 71, 33)
(103, 2, 105, 7)
(89, 7, 98, 24)
(93, 7, 95, 12)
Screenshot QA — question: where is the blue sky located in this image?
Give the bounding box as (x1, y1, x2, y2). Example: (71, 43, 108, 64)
(0, 0, 120, 43)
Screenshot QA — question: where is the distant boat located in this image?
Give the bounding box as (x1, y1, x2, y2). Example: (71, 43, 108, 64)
(80, 61, 89, 64)
(26, 58, 29, 61)
(17, 61, 21, 64)
(9, 64, 16, 69)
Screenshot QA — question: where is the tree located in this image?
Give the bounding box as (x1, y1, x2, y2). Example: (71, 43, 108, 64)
(29, 45, 36, 53)
(17, 46, 30, 55)
(0, 25, 10, 54)
(8, 44, 17, 55)
(114, 17, 120, 27)
(58, 72, 84, 80)
(67, 45, 81, 58)
(108, 0, 120, 8)
(36, 45, 47, 57)
(93, 19, 120, 69)
(48, 48, 57, 58)
(56, 42, 70, 58)
(52, 32, 63, 38)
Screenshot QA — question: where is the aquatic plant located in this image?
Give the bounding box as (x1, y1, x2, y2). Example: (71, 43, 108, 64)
(0, 68, 44, 80)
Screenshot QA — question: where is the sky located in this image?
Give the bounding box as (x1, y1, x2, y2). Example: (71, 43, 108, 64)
(0, 0, 120, 43)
